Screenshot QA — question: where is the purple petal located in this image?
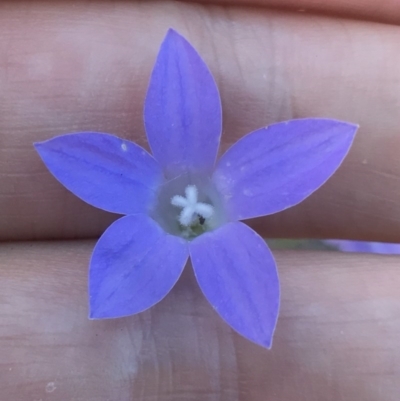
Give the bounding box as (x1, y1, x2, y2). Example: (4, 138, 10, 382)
(213, 119, 358, 220)
(89, 214, 188, 318)
(35, 133, 163, 215)
(144, 29, 222, 179)
(324, 240, 400, 254)
(190, 222, 280, 348)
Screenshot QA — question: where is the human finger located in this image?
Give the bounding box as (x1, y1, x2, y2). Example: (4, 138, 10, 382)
(182, 0, 400, 25)
(1, 240, 399, 400)
(0, 2, 399, 241)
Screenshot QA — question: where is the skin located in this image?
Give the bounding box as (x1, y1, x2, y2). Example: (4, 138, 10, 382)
(0, 1, 399, 400)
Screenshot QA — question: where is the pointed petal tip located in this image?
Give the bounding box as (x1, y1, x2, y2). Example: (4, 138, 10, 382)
(331, 119, 359, 135)
(165, 27, 181, 37)
(88, 308, 124, 320)
(89, 301, 132, 320)
(88, 302, 101, 320)
(347, 122, 359, 138)
(233, 328, 274, 349)
(164, 28, 190, 43)
(261, 338, 273, 350)
(348, 122, 360, 130)
(162, 28, 187, 48)
(88, 303, 128, 320)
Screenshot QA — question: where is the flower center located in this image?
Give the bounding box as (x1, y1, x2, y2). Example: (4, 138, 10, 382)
(150, 173, 227, 240)
(171, 185, 214, 226)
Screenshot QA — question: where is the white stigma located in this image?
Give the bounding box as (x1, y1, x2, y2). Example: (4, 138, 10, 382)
(171, 185, 214, 227)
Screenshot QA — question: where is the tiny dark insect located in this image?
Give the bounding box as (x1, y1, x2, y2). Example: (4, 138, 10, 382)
(198, 215, 205, 225)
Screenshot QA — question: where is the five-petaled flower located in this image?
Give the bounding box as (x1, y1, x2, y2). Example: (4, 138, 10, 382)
(34, 29, 358, 348)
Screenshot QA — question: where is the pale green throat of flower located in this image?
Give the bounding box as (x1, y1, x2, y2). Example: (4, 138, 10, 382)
(171, 185, 214, 238)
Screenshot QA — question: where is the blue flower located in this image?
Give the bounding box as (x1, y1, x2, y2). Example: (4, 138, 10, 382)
(34, 29, 357, 348)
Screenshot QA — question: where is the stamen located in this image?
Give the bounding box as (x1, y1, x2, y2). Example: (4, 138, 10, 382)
(194, 203, 214, 219)
(179, 207, 195, 226)
(171, 195, 187, 208)
(171, 184, 214, 227)
(185, 185, 198, 204)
